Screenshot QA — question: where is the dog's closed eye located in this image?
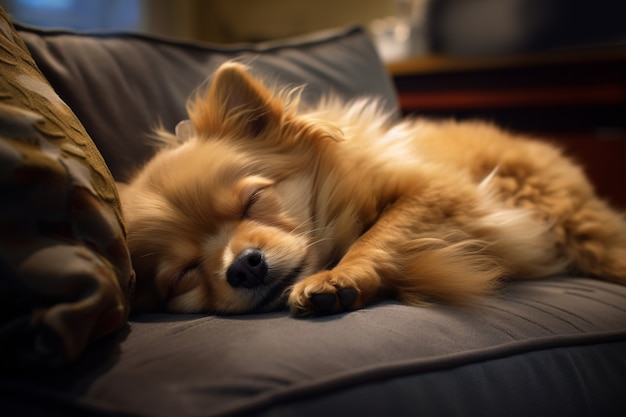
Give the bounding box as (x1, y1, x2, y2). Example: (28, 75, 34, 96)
(242, 189, 262, 219)
(168, 261, 202, 298)
(236, 176, 275, 219)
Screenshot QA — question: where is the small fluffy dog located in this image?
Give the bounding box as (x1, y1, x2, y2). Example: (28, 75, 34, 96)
(119, 62, 626, 316)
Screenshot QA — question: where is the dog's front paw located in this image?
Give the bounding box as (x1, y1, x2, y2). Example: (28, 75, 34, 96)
(288, 270, 361, 317)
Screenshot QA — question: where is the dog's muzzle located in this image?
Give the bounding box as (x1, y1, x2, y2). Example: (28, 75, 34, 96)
(226, 248, 267, 288)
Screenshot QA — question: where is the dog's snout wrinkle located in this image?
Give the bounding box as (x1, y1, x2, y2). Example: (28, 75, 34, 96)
(227, 248, 267, 288)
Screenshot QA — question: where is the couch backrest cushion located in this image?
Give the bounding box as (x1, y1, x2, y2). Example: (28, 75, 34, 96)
(16, 24, 398, 180)
(0, 7, 134, 369)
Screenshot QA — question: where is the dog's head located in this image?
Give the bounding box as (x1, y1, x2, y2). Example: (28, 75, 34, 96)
(120, 63, 341, 314)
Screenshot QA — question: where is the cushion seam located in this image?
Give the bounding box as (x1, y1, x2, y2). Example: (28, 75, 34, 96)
(14, 22, 363, 54)
(218, 330, 626, 416)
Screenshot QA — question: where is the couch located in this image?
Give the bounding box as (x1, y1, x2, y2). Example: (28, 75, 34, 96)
(1, 8, 625, 416)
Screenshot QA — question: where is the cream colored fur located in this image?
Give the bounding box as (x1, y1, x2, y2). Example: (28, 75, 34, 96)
(119, 63, 626, 316)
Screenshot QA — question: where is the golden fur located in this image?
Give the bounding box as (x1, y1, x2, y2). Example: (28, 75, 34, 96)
(119, 62, 626, 316)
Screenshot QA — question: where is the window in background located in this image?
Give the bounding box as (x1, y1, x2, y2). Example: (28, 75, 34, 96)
(1, 0, 141, 31)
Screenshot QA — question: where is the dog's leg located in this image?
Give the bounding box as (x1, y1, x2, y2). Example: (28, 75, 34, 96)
(288, 193, 511, 316)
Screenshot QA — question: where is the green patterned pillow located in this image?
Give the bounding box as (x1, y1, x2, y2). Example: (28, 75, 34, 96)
(0, 7, 134, 368)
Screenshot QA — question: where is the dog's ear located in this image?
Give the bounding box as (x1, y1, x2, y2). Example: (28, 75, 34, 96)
(189, 63, 282, 138)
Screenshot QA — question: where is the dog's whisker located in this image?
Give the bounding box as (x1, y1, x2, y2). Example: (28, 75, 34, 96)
(293, 228, 325, 240)
(288, 222, 328, 242)
(305, 237, 333, 250)
(288, 217, 317, 236)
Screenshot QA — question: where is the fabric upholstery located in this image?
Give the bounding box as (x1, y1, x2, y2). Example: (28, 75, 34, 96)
(86, 278, 626, 417)
(0, 7, 134, 369)
(3, 277, 625, 416)
(17, 24, 398, 181)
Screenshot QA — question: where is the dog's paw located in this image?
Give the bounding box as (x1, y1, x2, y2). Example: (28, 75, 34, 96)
(288, 270, 361, 316)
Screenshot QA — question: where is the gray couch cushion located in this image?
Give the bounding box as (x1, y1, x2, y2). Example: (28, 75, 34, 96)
(4, 277, 625, 416)
(17, 24, 398, 181)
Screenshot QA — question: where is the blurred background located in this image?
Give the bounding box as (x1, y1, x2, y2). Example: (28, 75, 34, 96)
(2, 0, 625, 62)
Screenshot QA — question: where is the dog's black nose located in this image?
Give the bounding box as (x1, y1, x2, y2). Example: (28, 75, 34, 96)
(226, 248, 267, 288)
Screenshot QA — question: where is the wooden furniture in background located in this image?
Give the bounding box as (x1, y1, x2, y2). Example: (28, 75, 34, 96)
(387, 46, 626, 208)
